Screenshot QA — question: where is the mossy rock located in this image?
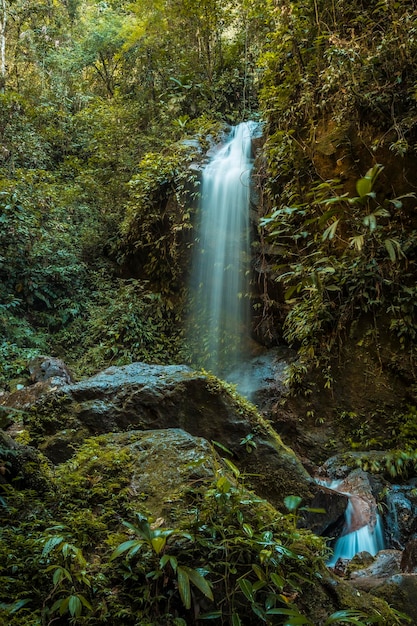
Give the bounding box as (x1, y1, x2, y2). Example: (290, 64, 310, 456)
(2, 362, 318, 511)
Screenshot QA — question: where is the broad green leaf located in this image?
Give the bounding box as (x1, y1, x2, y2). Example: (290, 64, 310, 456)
(79, 594, 93, 611)
(109, 539, 143, 561)
(270, 572, 285, 589)
(284, 284, 301, 300)
(177, 566, 191, 609)
(50, 599, 63, 614)
(384, 238, 396, 262)
(181, 566, 213, 601)
(224, 458, 240, 478)
(253, 580, 267, 593)
(52, 566, 72, 586)
(160, 554, 177, 571)
(349, 235, 364, 252)
(238, 578, 254, 602)
(252, 563, 266, 580)
(356, 176, 372, 197)
(198, 611, 223, 620)
(68, 595, 83, 618)
(363, 213, 377, 231)
(384, 238, 404, 262)
(324, 609, 368, 625)
(151, 535, 166, 554)
(211, 440, 233, 455)
(320, 193, 349, 205)
(41, 536, 64, 557)
(267, 608, 311, 624)
(251, 602, 267, 621)
(284, 495, 302, 512)
(232, 613, 242, 626)
(242, 523, 253, 537)
(216, 476, 232, 493)
(2, 599, 31, 614)
(59, 597, 70, 616)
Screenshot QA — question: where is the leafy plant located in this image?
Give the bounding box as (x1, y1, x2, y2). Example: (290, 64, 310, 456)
(110, 513, 214, 613)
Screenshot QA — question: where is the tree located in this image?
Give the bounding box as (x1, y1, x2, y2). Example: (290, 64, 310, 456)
(0, 0, 6, 92)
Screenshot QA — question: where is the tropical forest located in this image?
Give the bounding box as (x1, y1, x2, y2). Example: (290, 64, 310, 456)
(2, 0, 417, 624)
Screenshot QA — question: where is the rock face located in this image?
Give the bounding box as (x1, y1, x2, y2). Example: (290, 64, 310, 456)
(301, 484, 348, 537)
(225, 347, 294, 405)
(0, 362, 321, 511)
(82, 428, 226, 522)
(384, 483, 417, 549)
(349, 550, 402, 580)
(28, 355, 72, 385)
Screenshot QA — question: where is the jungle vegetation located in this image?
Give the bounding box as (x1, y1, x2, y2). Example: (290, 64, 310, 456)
(2, 0, 417, 623)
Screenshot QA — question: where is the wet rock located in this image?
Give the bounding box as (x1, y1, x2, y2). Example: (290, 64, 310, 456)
(349, 550, 402, 579)
(400, 538, 417, 573)
(351, 574, 417, 623)
(88, 428, 224, 521)
(301, 483, 348, 536)
(384, 484, 417, 549)
(346, 551, 375, 575)
(226, 347, 294, 404)
(0, 429, 52, 493)
(28, 355, 72, 385)
(0, 362, 318, 511)
(319, 451, 389, 481)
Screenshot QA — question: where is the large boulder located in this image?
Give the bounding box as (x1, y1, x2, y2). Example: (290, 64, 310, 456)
(384, 483, 417, 549)
(15, 426, 399, 626)
(0, 362, 320, 511)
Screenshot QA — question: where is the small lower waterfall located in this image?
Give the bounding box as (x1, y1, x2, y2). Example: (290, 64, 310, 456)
(327, 497, 385, 566)
(320, 476, 386, 567)
(188, 121, 260, 376)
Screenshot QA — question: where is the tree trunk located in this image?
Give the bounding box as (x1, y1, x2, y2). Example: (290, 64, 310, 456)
(0, 0, 6, 92)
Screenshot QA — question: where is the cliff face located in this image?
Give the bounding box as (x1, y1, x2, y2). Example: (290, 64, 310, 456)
(255, 1, 417, 455)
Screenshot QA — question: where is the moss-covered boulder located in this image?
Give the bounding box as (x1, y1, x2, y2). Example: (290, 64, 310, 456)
(1, 362, 318, 510)
(0, 426, 407, 625)
(0, 429, 52, 494)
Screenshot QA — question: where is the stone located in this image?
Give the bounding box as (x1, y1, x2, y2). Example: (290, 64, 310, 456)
(301, 483, 348, 536)
(0, 429, 52, 493)
(384, 484, 417, 549)
(80, 428, 226, 522)
(0, 362, 322, 511)
(226, 346, 294, 405)
(28, 355, 72, 385)
(349, 550, 402, 579)
(351, 574, 417, 623)
(400, 538, 417, 573)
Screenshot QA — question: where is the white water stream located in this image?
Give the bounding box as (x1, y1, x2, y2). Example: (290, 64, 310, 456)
(188, 121, 260, 375)
(323, 480, 386, 567)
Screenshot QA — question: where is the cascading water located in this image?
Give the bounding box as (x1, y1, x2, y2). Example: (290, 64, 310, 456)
(188, 121, 260, 376)
(327, 497, 385, 566)
(321, 478, 386, 567)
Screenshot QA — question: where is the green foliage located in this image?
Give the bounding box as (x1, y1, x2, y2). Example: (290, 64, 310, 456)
(260, 164, 417, 391)
(60, 276, 187, 377)
(117, 141, 201, 291)
(0, 430, 407, 625)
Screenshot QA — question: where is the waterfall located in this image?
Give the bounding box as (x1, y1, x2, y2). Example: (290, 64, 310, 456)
(327, 497, 385, 566)
(321, 478, 386, 567)
(187, 121, 260, 376)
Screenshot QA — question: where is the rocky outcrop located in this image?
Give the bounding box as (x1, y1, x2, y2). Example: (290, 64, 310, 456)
(28, 355, 72, 385)
(0, 429, 52, 493)
(0, 362, 321, 511)
(384, 483, 417, 549)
